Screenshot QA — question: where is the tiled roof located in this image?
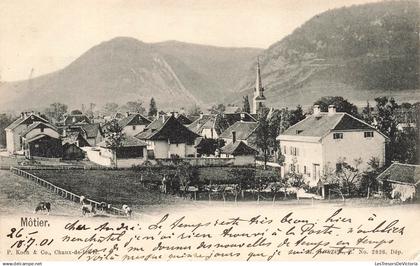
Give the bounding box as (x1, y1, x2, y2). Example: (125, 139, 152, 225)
(280, 112, 381, 138)
(176, 114, 192, 125)
(78, 123, 102, 139)
(377, 163, 420, 185)
(221, 141, 257, 156)
(118, 114, 151, 128)
(188, 113, 256, 136)
(136, 115, 199, 143)
(61, 115, 91, 125)
(223, 112, 256, 126)
(188, 114, 215, 134)
(5, 114, 48, 130)
(21, 122, 57, 137)
(219, 121, 259, 140)
(98, 135, 147, 148)
(62, 131, 90, 146)
(135, 116, 168, 139)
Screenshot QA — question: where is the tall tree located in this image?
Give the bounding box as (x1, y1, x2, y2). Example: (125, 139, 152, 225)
(102, 102, 119, 116)
(124, 100, 146, 115)
(0, 113, 14, 148)
(104, 119, 125, 169)
(148, 98, 158, 117)
(361, 101, 374, 124)
(255, 109, 276, 169)
(86, 103, 96, 118)
(373, 97, 399, 164)
(70, 109, 83, 115)
(289, 105, 306, 126)
(242, 96, 251, 113)
(209, 103, 226, 114)
(187, 104, 201, 117)
(44, 102, 68, 123)
(314, 96, 358, 117)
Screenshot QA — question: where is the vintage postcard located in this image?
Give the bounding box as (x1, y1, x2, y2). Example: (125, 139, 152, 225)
(0, 0, 419, 264)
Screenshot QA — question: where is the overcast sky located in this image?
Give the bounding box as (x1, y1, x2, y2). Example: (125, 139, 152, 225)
(0, 0, 379, 81)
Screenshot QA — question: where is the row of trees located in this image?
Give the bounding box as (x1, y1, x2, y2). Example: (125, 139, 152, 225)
(39, 97, 160, 124)
(102, 98, 158, 117)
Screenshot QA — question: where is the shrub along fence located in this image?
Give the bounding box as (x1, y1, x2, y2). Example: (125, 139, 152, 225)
(130, 164, 290, 202)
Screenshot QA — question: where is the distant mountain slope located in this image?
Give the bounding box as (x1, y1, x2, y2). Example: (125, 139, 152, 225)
(235, 1, 419, 107)
(0, 37, 261, 111)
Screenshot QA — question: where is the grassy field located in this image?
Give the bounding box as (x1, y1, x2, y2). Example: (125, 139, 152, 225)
(1, 168, 416, 219)
(28, 169, 184, 211)
(0, 170, 80, 216)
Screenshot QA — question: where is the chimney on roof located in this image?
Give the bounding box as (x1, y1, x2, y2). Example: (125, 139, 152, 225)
(72, 117, 77, 123)
(313, 105, 321, 116)
(162, 115, 165, 123)
(328, 105, 336, 116)
(240, 113, 245, 121)
(20, 112, 24, 119)
(126, 112, 130, 117)
(199, 113, 203, 119)
(232, 131, 236, 143)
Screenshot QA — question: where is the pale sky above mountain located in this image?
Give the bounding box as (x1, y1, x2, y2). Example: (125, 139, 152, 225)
(0, 0, 379, 81)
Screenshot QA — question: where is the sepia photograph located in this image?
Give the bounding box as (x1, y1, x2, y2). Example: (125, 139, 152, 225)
(0, 0, 419, 264)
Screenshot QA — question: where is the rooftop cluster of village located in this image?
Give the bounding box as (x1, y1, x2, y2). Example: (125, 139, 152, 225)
(4, 60, 417, 197)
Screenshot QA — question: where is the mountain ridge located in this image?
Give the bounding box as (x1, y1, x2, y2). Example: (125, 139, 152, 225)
(1, 1, 418, 112)
(233, 0, 419, 107)
(0, 37, 262, 111)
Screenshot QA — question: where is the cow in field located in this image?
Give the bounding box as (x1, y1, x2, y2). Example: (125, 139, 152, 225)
(122, 204, 132, 217)
(98, 202, 112, 213)
(34, 202, 51, 214)
(81, 204, 96, 216)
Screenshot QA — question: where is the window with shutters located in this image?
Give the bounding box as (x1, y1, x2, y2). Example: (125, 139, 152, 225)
(364, 131, 374, 138)
(333, 133, 343, 139)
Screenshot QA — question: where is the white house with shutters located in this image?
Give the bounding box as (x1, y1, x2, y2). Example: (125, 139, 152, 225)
(276, 105, 388, 186)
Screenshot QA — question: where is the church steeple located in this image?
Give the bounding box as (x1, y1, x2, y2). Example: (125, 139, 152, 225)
(255, 58, 263, 94)
(252, 57, 266, 114)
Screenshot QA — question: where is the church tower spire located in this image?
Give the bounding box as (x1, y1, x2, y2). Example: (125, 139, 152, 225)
(252, 57, 266, 114)
(255, 57, 263, 93)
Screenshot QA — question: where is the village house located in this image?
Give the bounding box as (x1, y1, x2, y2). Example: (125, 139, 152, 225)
(5, 112, 50, 154)
(377, 162, 420, 202)
(135, 115, 200, 159)
(60, 123, 103, 147)
(58, 113, 91, 126)
(84, 136, 148, 167)
(188, 112, 256, 139)
(118, 112, 151, 136)
(61, 131, 90, 160)
(188, 114, 227, 139)
(219, 120, 259, 148)
(220, 140, 257, 166)
(277, 105, 388, 186)
(21, 122, 62, 159)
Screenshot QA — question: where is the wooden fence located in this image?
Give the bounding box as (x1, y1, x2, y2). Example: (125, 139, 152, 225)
(10, 166, 125, 216)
